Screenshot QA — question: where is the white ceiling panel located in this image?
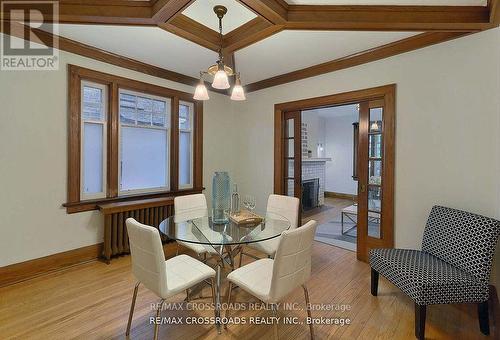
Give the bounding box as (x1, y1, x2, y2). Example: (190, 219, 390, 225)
(183, 0, 257, 34)
(235, 30, 420, 84)
(285, 0, 486, 5)
(50, 24, 218, 78)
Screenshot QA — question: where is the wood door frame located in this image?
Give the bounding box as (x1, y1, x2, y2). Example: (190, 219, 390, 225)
(274, 84, 396, 256)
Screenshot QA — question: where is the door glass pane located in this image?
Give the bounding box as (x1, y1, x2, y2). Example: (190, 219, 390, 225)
(286, 179, 294, 197)
(369, 107, 383, 133)
(287, 139, 294, 157)
(369, 160, 382, 185)
(287, 159, 294, 177)
(369, 134, 382, 158)
(286, 119, 294, 138)
(368, 186, 381, 238)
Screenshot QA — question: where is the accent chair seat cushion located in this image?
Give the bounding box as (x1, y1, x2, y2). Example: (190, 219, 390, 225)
(227, 258, 274, 303)
(369, 248, 488, 306)
(165, 254, 216, 297)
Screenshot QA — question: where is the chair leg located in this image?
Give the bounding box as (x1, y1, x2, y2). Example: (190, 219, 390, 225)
(371, 268, 379, 296)
(414, 303, 426, 340)
(154, 299, 165, 340)
(224, 282, 233, 329)
(478, 301, 490, 335)
(176, 243, 179, 256)
(302, 284, 315, 339)
(238, 248, 244, 268)
(125, 282, 140, 337)
(271, 304, 279, 340)
(186, 288, 190, 302)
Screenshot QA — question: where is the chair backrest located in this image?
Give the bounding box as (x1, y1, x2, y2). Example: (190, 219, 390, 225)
(126, 218, 167, 297)
(268, 220, 317, 302)
(174, 194, 208, 223)
(267, 194, 300, 229)
(422, 205, 500, 284)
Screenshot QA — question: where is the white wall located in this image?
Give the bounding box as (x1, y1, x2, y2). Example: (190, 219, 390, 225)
(323, 113, 358, 195)
(233, 28, 500, 285)
(301, 111, 325, 154)
(0, 34, 237, 266)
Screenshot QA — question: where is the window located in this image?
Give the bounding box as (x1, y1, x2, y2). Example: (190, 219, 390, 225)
(81, 81, 107, 199)
(179, 101, 194, 189)
(66, 66, 203, 213)
(119, 90, 171, 194)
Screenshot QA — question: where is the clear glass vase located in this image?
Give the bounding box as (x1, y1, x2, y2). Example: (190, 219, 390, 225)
(212, 172, 230, 223)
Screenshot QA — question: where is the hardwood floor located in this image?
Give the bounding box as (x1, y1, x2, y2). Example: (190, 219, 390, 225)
(302, 197, 354, 226)
(0, 242, 490, 339)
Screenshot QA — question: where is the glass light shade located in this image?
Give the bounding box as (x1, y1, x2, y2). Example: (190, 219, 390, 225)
(193, 83, 209, 100)
(212, 70, 230, 89)
(230, 84, 246, 101)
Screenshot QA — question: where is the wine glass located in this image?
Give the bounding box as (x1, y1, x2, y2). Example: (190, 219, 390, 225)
(243, 195, 250, 211)
(247, 195, 256, 212)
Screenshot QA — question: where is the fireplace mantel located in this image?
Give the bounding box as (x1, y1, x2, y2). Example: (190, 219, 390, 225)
(302, 158, 332, 162)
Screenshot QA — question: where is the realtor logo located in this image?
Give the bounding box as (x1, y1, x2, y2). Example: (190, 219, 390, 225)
(1, 1, 59, 70)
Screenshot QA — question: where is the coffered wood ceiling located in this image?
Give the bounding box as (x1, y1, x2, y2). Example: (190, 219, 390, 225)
(1, 0, 499, 92)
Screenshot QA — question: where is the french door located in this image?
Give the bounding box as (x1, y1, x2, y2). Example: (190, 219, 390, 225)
(274, 85, 395, 262)
(356, 99, 394, 261)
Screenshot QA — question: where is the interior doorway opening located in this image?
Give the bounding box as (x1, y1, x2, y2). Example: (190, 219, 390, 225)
(300, 103, 360, 251)
(274, 85, 395, 262)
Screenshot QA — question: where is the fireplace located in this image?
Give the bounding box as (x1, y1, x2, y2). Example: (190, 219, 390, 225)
(302, 178, 319, 211)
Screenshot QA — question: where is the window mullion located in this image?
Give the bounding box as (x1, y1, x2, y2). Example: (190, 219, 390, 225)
(171, 97, 179, 192)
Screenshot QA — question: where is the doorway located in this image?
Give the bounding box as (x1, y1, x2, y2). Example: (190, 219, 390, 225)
(274, 85, 395, 262)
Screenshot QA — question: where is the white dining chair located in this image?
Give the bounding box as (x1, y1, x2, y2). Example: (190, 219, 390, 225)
(226, 220, 318, 339)
(239, 194, 300, 266)
(125, 218, 216, 340)
(174, 194, 219, 260)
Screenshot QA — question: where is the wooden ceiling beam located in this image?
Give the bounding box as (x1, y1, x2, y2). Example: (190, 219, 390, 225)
(244, 31, 468, 93)
(152, 0, 195, 23)
(489, 0, 500, 23)
(0, 0, 156, 25)
(237, 0, 288, 24)
(223, 17, 284, 54)
(159, 14, 221, 52)
(285, 5, 491, 31)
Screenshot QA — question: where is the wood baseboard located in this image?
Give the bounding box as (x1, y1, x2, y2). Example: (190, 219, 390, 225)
(325, 191, 357, 201)
(0, 243, 103, 288)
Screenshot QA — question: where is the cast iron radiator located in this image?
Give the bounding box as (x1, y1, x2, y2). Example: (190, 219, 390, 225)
(98, 197, 174, 263)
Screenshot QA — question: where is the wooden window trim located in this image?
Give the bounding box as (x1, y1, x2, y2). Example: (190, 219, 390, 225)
(65, 65, 203, 213)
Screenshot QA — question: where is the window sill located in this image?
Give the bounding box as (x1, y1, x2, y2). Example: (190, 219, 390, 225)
(63, 187, 204, 214)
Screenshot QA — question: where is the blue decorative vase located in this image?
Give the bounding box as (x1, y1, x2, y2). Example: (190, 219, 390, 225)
(212, 172, 231, 223)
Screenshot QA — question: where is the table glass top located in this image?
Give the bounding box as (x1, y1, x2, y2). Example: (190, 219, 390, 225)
(159, 211, 291, 247)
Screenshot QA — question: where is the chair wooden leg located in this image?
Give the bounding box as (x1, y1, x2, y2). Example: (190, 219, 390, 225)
(414, 303, 426, 340)
(478, 301, 490, 335)
(371, 268, 379, 296)
(224, 282, 233, 329)
(154, 299, 165, 340)
(302, 284, 315, 339)
(125, 282, 140, 337)
(238, 248, 244, 268)
(271, 304, 279, 340)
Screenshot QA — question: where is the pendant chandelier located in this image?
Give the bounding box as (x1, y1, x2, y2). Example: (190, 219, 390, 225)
(193, 5, 246, 101)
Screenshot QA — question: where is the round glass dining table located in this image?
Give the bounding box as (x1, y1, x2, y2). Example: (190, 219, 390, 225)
(158, 212, 290, 333)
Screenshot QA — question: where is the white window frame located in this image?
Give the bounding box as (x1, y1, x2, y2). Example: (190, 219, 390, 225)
(80, 81, 108, 200)
(178, 100, 194, 189)
(118, 88, 171, 196)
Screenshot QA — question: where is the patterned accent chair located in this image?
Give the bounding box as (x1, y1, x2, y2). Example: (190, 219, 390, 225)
(369, 206, 500, 340)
